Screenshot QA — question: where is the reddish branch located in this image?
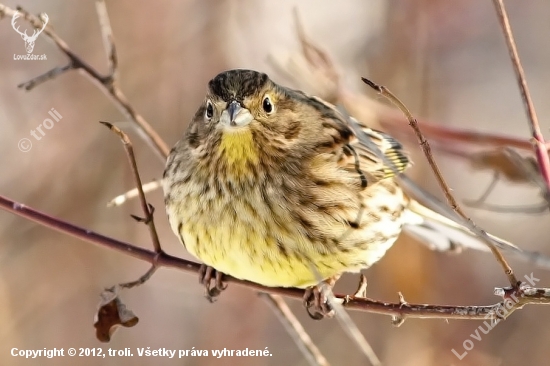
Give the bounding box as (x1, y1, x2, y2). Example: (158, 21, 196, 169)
(492, 0, 550, 194)
(1, 193, 550, 322)
(2, 1, 550, 332)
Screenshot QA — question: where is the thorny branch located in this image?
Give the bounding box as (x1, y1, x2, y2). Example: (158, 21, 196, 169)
(1, 193, 550, 323)
(362, 77, 519, 288)
(2, 0, 550, 356)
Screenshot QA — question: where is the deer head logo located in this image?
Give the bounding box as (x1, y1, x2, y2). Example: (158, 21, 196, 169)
(11, 12, 49, 54)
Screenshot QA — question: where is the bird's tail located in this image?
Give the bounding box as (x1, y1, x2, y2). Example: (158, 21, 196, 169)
(402, 199, 520, 253)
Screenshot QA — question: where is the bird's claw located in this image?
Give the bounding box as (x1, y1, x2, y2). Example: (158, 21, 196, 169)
(303, 285, 335, 320)
(198, 264, 228, 302)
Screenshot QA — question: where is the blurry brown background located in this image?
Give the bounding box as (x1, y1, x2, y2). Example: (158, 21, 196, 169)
(1, 1, 550, 365)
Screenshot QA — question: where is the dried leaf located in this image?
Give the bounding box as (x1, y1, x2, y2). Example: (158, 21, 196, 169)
(470, 148, 538, 183)
(94, 287, 139, 342)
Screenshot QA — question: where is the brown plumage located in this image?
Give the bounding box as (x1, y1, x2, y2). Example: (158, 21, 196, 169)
(163, 69, 514, 315)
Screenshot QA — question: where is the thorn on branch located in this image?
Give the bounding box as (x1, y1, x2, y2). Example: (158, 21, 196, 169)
(353, 274, 368, 298)
(398, 292, 408, 306)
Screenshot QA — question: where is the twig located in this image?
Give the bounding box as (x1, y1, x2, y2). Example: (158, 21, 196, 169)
(119, 265, 158, 289)
(17, 63, 73, 90)
(95, 0, 117, 79)
(323, 286, 381, 366)
(2, 193, 550, 321)
(107, 179, 162, 207)
(261, 294, 330, 366)
(308, 265, 380, 365)
(362, 77, 519, 288)
(100, 120, 161, 289)
(385, 119, 549, 152)
(100, 122, 162, 253)
(465, 201, 548, 214)
(464, 171, 500, 206)
(293, 8, 339, 88)
(397, 173, 550, 269)
(0, 3, 169, 160)
(492, 0, 550, 195)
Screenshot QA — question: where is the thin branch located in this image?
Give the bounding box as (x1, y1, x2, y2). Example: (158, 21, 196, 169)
(119, 264, 158, 289)
(324, 287, 381, 366)
(17, 64, 73, 90)
(384, 118, 547, 152)
(362, 78, 519, 288)
(307, 266, 380, 365)
(107, 179, 162, 207)
(2, 193, 550, 322)
(397, 173, 550, 269)
(95, 0, 118, 79)
(465, 201, 548, 214)
(261, 294, 330, 366)
(0, 3, 169, 160)
(464, 171, 500, 206)
(293, 8, 339, 89)
(492, 0, 550, 194)
(100, 122, 162, 253)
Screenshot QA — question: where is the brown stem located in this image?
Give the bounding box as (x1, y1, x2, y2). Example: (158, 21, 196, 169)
(492, 0, 550, 194)
(0, 3, 169, 161)
(261, 294, 330, 366)
(100, 122, 162, 253)
(2, 193, 549, 322)
(362, 77, 519, 288)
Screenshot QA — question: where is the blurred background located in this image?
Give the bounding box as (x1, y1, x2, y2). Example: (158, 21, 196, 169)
(1, 0, 550, 365)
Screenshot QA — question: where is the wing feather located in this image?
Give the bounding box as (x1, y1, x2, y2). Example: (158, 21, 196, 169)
(308, 95, 411, 183)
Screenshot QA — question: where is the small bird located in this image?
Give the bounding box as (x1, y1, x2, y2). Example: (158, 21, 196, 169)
(163, 69, 514, 318)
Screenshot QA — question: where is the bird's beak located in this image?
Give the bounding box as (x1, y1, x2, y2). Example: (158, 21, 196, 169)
(227, 101, 241, 122)
(222, 101, 253, 127)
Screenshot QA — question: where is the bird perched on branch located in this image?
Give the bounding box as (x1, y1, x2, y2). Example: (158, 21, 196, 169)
(163, 69, 516, 318)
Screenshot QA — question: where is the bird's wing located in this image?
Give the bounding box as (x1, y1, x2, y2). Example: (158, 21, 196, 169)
(347, 119, 411, 181)
(309, 96, 410, 183)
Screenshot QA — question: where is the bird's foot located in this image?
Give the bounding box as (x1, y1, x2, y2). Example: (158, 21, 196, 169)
(198, 264, 228, 302)
(303, 276, 340, 320)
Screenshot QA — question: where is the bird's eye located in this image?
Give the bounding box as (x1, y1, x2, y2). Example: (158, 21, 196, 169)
(262, 96, 274, 114)
(205, 101, 214, 120)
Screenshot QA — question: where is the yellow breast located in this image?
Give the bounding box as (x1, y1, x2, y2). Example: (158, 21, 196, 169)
(218, 129, 259, 173)
(169, 184, 400, 288)
(166, 135, 404, 288)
